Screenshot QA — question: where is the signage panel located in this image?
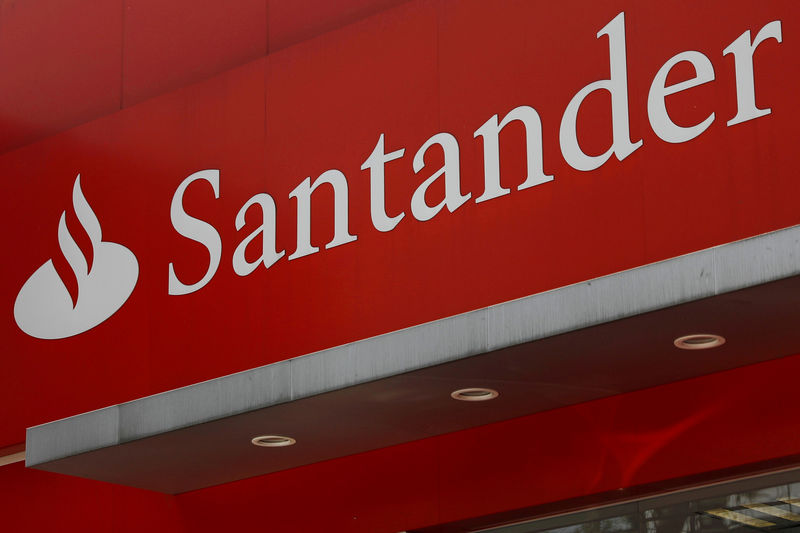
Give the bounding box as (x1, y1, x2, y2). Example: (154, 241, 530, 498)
(1, 0, 797, 446)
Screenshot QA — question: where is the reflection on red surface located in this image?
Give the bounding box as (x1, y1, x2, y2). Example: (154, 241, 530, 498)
(2, 351, 800, 532)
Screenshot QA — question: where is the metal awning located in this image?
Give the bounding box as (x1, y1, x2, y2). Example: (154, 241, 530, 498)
(26, 225, 800, 493)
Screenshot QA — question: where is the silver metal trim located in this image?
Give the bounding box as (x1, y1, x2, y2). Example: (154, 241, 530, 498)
(26, 224, 800, 468)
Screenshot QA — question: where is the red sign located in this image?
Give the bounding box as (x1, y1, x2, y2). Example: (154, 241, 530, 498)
(1, 1, 797, 447)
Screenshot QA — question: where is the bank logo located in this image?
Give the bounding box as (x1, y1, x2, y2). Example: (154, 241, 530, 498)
(14, 176, 138, 339)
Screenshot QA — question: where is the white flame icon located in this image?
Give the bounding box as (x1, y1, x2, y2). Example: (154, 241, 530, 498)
(14, 175, 139, 339)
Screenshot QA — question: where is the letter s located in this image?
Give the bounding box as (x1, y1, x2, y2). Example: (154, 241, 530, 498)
(168, 169, 222, 295)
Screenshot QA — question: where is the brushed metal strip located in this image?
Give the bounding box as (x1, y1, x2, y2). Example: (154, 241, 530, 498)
(26, 224, 800, 467)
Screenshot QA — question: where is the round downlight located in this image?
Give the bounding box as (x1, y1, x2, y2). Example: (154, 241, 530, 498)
(251, 435, 296, 447)
(450, 388, 499, 402)
(674, 334, 726, 350)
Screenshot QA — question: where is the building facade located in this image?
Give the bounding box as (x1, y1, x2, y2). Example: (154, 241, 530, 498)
(2, 1, 799, 531)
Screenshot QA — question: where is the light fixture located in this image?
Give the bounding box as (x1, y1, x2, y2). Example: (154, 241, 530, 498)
(251, 435, 296, 447)
(674, 333, 726, 350)
(451, 387, 499, 401)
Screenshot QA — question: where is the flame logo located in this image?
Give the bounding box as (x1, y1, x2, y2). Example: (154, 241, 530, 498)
(14, 175, 139, 339)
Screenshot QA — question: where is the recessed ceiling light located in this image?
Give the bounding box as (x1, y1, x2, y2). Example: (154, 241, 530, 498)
(674, 334, 725, 350)
(251, 435, 296, 447)
(451, 387, 499, 401)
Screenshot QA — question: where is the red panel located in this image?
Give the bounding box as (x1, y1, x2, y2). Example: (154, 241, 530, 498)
(268, 0, 411, 51)
(0, 0, 414, 155)
(0, 57, 269, 445)
(1, 1, 798, 530)
(436, 0, 798, 305)
(632, 3, 795, 259)
(123, 0, 418, 106)
(182, 351, 800, 529)
(121, 0, 268, 106)
(177, 438, 441, 533)
(434, 356, 800, 522)
(4, 352, 799, 532)
(262, 1, 440, 354)
(0, 462, 182, 533)
(1, 0, 798, 446)
(0, 0, 122, 154)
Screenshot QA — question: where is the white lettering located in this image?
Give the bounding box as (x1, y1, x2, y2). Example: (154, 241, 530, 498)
(648, 51, 716, 143)
(411, 133, 469, 221)
(559, 12, 642, 171)
(232, 193, 285, 276)
(361, 134, 406, 232)
(288, 170, 357, 260)
(474, 106, 553, 204)
(168, 170, 222, 295)
(163, 12, 785, 298)
(724, 20, 783, 127)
